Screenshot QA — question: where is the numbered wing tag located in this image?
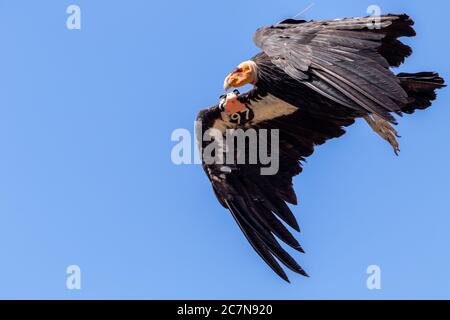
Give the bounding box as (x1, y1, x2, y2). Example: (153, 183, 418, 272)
(222, 93, 254, 125)
(229, 107, 254, 125)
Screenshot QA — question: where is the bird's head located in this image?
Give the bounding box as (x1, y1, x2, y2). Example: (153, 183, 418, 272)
(223, 61, 258, 91)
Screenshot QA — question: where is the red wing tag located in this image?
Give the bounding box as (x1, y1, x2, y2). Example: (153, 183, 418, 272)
(224, 96, 247, 115)
(221, 94, 255, 125)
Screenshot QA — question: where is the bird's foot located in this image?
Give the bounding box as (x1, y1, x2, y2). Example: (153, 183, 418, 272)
(364, 115, 401, 156)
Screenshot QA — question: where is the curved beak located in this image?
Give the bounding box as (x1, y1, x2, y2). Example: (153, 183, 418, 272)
(223, 76, 232, 91)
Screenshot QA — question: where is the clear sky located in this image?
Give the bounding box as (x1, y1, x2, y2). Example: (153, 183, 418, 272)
(0, 0, 449, 299)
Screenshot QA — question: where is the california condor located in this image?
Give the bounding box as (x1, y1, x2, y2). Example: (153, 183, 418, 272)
(197, 14, 445, 282)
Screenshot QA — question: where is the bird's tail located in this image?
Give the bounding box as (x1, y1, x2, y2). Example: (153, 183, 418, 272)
(398, 72, 446, 114)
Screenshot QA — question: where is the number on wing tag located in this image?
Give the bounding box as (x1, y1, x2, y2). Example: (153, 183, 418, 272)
(229, 107, 254, 125)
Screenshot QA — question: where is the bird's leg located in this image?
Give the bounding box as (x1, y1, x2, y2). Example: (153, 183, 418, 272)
(364, 115, 401, 156)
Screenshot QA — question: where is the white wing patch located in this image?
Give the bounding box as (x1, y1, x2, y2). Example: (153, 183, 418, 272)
(246, 94, 298, 126)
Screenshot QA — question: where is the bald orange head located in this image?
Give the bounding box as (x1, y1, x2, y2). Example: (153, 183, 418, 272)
(223, 61, 258, 90)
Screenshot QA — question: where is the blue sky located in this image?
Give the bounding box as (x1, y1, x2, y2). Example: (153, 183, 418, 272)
(0, 0, 449, 299)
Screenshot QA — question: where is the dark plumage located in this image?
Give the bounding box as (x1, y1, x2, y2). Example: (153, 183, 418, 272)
(197, 13, 445, 282)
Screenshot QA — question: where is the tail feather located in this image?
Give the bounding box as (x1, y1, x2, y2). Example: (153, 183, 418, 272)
(398, 72, 446, 114)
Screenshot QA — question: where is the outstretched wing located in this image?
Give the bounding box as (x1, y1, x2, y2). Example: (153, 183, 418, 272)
(253, 14, 416, 123)
(197, 89, 356, 282)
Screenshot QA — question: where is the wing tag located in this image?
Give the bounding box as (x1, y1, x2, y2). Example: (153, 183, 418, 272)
(219, 91, 254, 125)
(229, 107, 254, 125)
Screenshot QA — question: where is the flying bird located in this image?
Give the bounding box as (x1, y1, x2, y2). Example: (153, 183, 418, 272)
(196, 14, 445, 282)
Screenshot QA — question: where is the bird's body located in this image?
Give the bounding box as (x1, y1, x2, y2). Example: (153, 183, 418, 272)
(197, 13, 445, 282)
